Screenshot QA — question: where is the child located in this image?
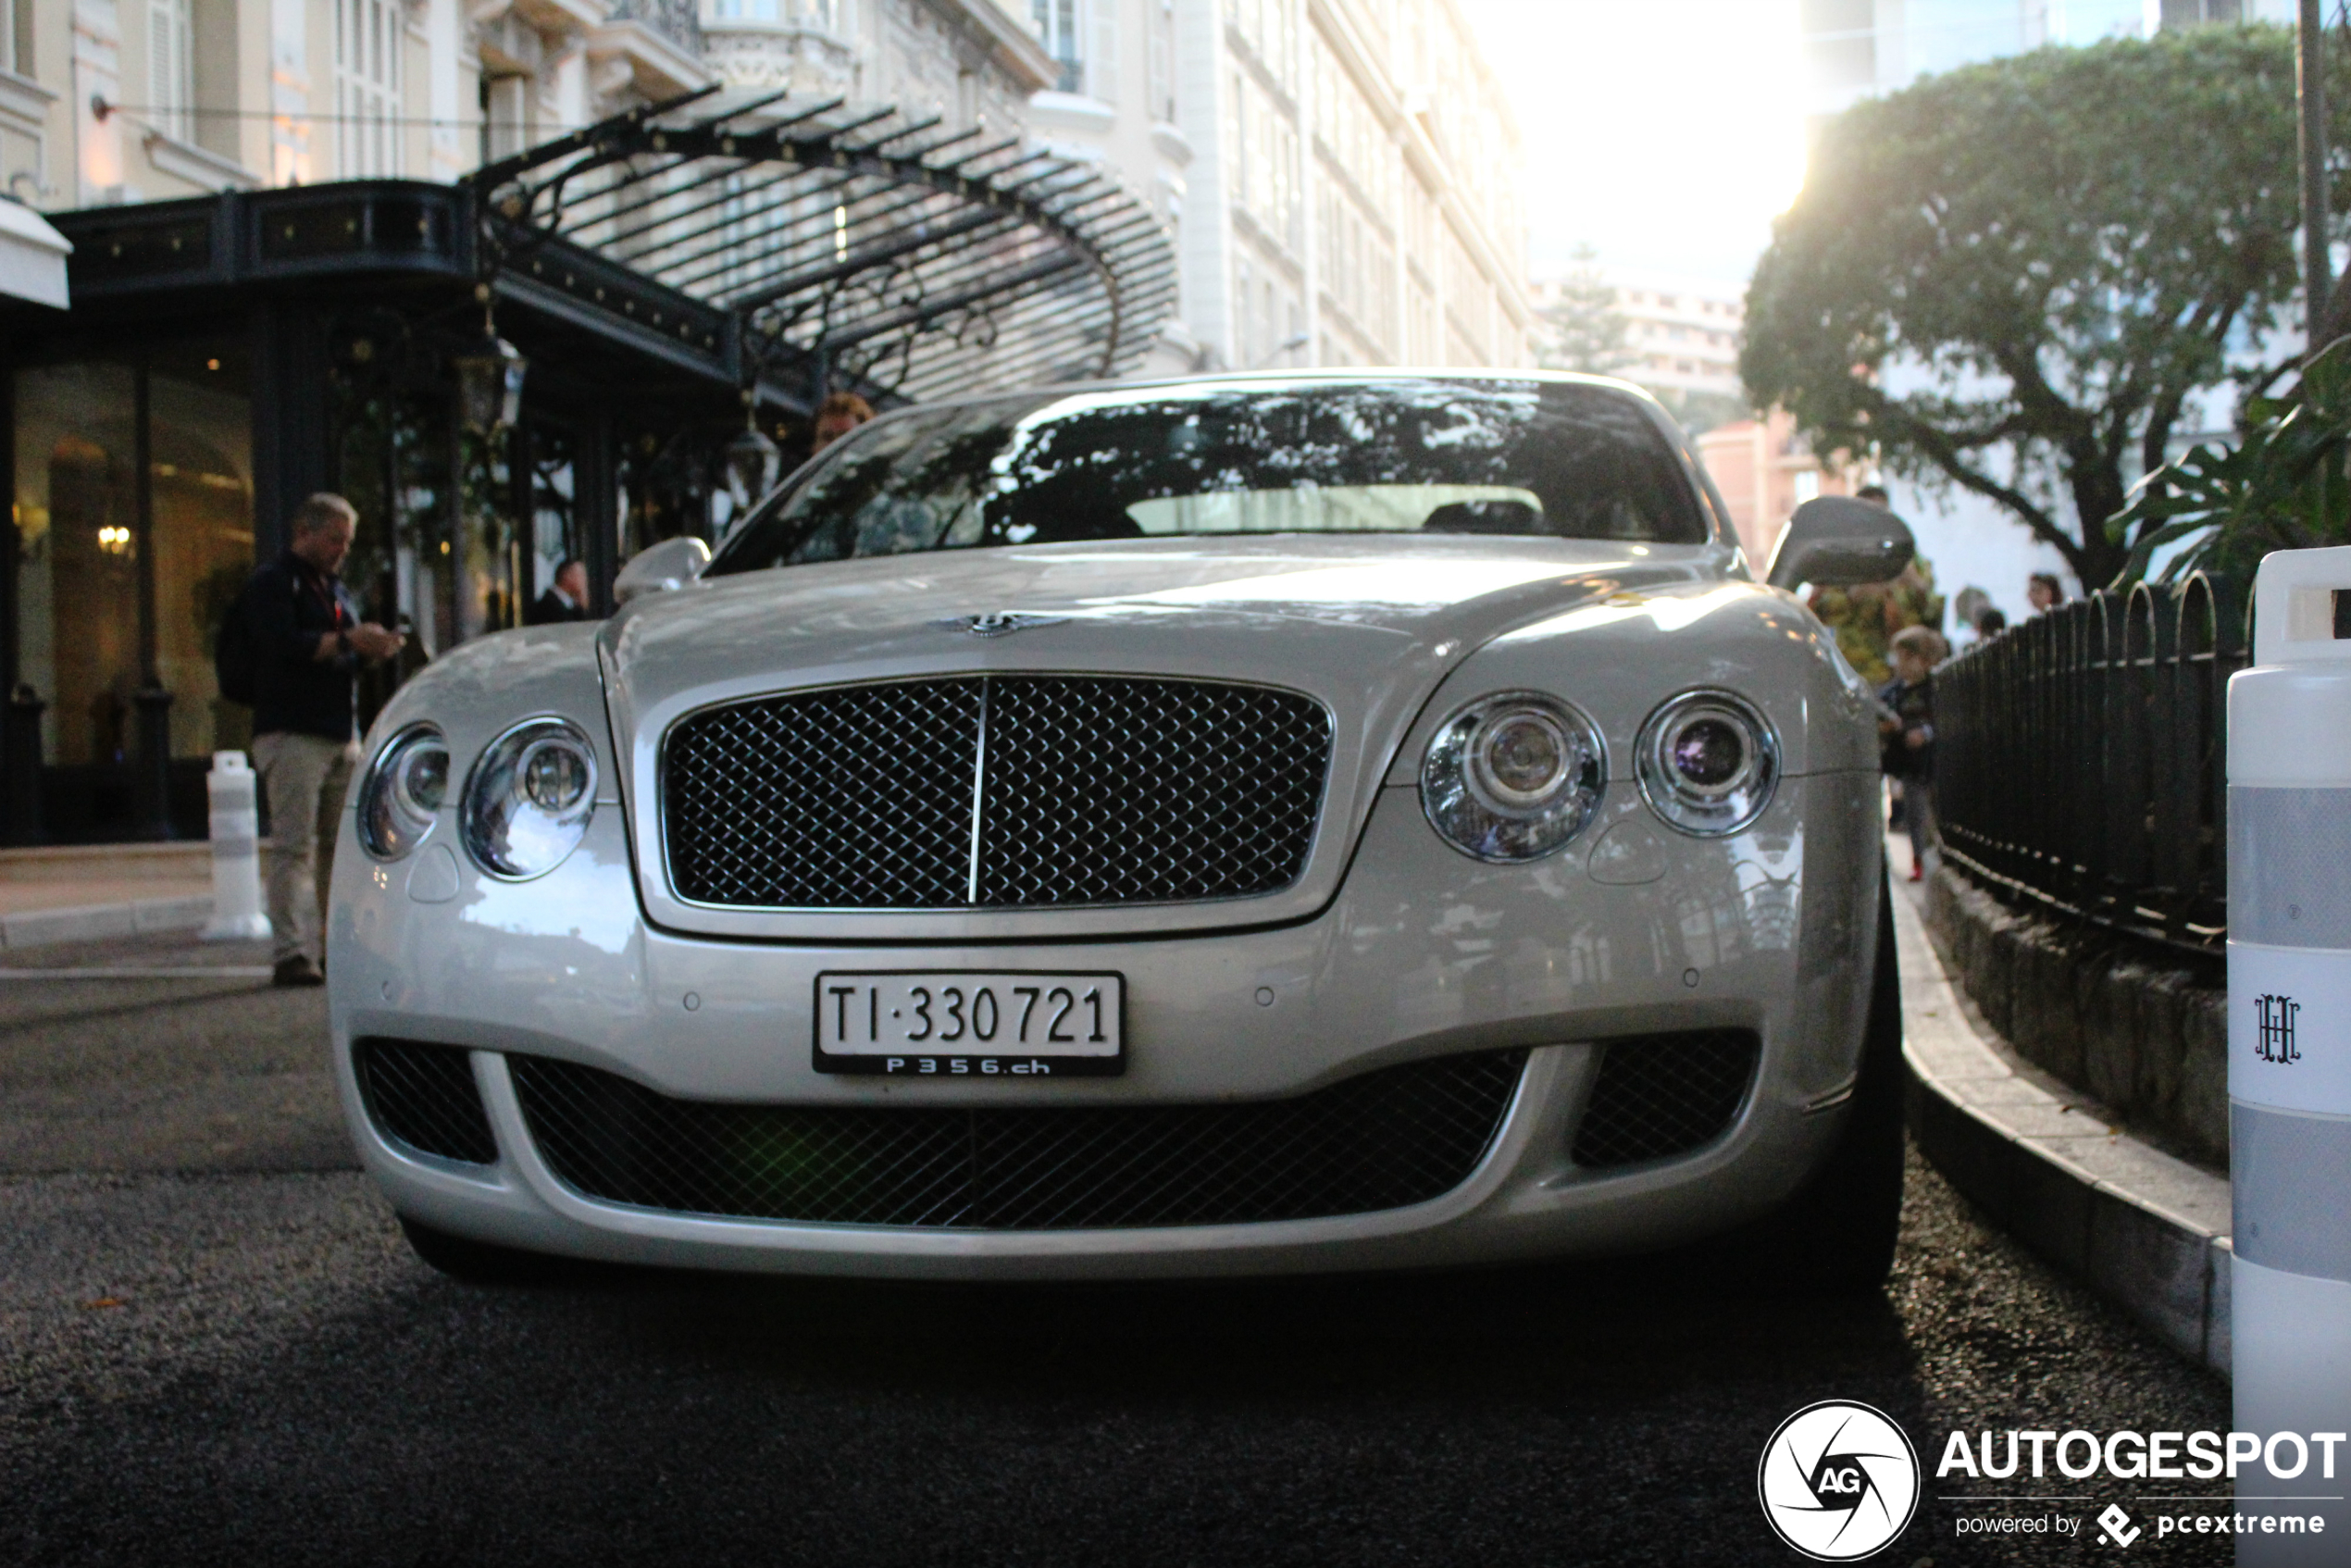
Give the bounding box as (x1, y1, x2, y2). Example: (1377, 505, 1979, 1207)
(1879, 625, 1947, 880)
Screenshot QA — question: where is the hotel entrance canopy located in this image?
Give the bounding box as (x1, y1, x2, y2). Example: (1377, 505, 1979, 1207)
(0, 93, 1176, 843)
(469, 86, 1178, 404)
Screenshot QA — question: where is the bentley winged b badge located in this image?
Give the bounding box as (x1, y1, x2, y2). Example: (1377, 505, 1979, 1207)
(934, 613, 1069, 637)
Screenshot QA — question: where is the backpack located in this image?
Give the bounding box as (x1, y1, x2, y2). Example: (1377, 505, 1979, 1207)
(215, 577, 260, 706)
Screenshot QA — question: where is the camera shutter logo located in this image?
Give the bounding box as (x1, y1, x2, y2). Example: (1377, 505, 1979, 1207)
(1757, 1400, 1921, 1561)
(2255, 993, 2301, 1064)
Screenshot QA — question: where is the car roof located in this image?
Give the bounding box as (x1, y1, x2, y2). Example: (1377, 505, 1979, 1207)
(880, 366, 1666, 414)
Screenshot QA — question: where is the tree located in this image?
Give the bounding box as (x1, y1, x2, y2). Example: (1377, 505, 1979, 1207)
(2108, 337, 2351, 582)
(1741, 25, 2350, 589)
(1538, 244, 1634, 376)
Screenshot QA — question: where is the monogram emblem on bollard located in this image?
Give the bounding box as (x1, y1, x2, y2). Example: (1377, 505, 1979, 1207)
(2254, 993, 2301, 1064)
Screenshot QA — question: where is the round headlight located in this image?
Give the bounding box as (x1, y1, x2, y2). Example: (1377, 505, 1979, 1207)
(1421, 691, 1607, 862)
(1636, 690, 1778, 837)
(462, 717, 598, 879)
(356, 725, 449, 860)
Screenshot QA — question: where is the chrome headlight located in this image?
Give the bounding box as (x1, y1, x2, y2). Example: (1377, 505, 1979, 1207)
(1636, 690, 1778, 837)
(356, 724, 449, 860)
(1421, 691, 1607, 862)
(461, 717, 598, 879)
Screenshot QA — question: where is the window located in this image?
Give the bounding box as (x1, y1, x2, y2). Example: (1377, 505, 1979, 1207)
(483, 73, 528, 163)
(709, 381, 1713, 574)
(1148, 0, 1175, 120)
(12, 347, 256, 833)
(1033, 0, 1083, 93)
(148, 0, 195, 143)
(336, 0, 403, 177)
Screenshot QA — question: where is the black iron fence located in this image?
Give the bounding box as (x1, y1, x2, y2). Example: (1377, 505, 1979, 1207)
(1932, 574, 2250, 952)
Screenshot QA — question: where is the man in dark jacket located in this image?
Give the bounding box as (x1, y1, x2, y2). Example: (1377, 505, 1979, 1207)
(526, 558, 590, 625)
(245, 493, 404, 987)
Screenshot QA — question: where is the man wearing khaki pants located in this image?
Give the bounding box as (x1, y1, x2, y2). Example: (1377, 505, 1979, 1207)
(244, 494, 404, 987)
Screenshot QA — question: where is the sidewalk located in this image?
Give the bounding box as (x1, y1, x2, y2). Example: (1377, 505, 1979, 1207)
(1894, 864, 2233, 1375)
(0, 842, 219, 949)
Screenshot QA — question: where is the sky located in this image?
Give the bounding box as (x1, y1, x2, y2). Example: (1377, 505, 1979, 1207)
(1455, 0, 2162, 292)
(1456, 0, 1812, 290)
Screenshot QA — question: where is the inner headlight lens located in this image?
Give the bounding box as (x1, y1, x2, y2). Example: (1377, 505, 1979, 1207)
(1422, 691, 1606, 862)
(1636, 691, 1778, 837)
(356, 725, 448, 860)
(462, 718, 598, 879)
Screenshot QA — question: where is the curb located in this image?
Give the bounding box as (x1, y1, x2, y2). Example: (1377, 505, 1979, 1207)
(1893, 881, 2233, 1376)
(0, 894, 215, 951)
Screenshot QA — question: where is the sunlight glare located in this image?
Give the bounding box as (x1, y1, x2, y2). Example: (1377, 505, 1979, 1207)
(1461, 0, 1810, 286)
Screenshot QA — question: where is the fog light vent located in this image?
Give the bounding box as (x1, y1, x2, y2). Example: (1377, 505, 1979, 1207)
(1571, 1029, 1760, 1168)
(355, 1038, 497, 1164)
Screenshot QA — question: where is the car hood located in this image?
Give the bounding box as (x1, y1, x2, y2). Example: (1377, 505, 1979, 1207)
(600, 533, 1742, 941)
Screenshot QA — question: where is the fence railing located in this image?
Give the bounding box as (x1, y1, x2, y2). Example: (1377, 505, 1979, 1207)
(1931, 574, 2250, 953)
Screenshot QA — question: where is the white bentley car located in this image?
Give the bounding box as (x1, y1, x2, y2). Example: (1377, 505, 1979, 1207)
(328, 372, 1915, 1288)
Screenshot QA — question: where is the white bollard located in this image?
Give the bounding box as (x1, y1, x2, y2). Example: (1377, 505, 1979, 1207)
(199, 750, 272, 941)
(2229, 546, 2351, 1564)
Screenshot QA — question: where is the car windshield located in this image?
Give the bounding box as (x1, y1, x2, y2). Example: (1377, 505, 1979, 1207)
(707, 379, 1710, 576)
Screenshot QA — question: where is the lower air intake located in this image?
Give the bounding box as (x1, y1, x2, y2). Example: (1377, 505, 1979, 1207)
(1570, 1029, 1760, 1169)
(507, 1050, 1528, 1229)
(355, 1038, 497, 1164)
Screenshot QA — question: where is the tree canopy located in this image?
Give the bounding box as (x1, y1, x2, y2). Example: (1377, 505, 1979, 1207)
(1741, 25, 2349, 588)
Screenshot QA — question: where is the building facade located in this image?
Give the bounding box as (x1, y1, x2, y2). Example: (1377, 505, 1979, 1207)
(0, 0, 1172, 843)
(1696, 408, 1865, 572)
(1021, 0, 1534, 373)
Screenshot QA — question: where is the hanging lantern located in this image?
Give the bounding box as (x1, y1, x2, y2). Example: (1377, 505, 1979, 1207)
(723, 391, 782, 511)
(454, 285, 528, 434)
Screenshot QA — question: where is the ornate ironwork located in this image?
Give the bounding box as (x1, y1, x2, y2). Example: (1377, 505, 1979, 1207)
(1933, 575, 2248, 952)
(465, 87, 1178, 404)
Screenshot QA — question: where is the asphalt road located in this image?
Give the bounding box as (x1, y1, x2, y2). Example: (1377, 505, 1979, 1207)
(0, 931, 2237, 1567)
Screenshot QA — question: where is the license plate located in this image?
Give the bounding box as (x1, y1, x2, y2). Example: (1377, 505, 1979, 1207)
(813, 971, 1126, 1076)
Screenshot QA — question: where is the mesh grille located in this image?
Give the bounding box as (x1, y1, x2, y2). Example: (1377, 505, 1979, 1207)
(662, 676, 1332, 910)
(355, 1038, 497, 1164)
(1570, 1030, 1759, 1169)
(666, 678, 983, 909)
(508, 1049, 1526, 1228)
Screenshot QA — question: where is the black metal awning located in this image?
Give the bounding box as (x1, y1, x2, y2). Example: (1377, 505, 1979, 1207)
(466, 86, 1177, 404)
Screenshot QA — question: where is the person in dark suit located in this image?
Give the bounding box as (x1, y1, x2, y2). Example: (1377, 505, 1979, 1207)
(528, 559, 590, 625)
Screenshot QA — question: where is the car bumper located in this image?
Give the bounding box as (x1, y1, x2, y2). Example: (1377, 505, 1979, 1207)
(327, 773, 1884, 1279)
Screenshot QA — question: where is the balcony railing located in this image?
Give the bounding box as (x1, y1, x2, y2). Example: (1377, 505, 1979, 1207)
(610, 0, 703, 52)
(1932, 575, 2249, 952)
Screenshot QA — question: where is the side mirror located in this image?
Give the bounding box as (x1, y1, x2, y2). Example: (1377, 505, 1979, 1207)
(1765, 496, 1915, 591)
(613, 536, 711, 605)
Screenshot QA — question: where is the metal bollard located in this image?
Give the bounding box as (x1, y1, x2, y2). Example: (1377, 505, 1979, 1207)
(198, 750, 271, 941)
(2229, 545, 2351, 1564)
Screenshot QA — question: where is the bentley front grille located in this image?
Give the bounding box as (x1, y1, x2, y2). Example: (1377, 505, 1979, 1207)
(507, 1049, 1527, 1229)
(355, 1038, 498, 1164)
(661, 675, 1333, 910)
(1570, 1029, 1760, 1168)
